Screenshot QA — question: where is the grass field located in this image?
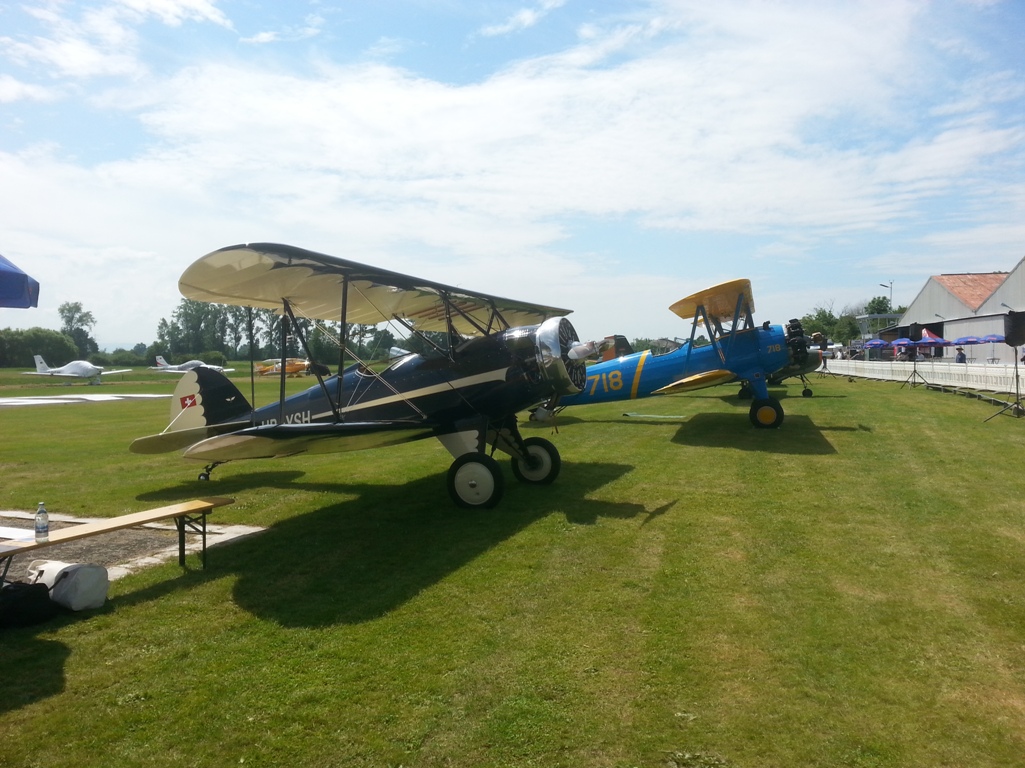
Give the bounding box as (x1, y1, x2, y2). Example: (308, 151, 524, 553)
(1, 369, 1024, 767)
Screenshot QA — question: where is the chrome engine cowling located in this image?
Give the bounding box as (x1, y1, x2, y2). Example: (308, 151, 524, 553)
(535, 317, 587, 395)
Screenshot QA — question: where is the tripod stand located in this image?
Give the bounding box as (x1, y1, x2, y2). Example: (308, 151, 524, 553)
(900, 352, 928, 389)
(985, 348, 1024, 421)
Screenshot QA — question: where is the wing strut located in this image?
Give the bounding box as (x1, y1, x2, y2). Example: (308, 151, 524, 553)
(337, 274, 349, 411)
(281, 299, 342, 423)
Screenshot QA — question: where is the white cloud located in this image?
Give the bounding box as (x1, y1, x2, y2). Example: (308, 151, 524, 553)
(1, 0, 1023, 345)
(478, 0, 567, 37)
(114, 0, 233, 29)
(0, 73, 57, 102)
(240, 13, 323, 45)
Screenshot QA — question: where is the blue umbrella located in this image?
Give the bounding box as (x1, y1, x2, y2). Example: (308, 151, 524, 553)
(0, 254, 40, 308)
(892, 337, 914, 346)
(864, 339, 889, 348)
(981, 333, 1005, 361)
(954, 336, 984, 345)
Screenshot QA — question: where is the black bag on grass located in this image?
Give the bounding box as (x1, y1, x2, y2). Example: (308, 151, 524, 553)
(0, 581, 62, 629)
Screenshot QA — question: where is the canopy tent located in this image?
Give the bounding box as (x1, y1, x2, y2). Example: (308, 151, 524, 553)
(0, 254, 40, 308)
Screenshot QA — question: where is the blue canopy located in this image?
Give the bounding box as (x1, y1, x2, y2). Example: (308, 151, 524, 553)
(0, 254, 40, 308)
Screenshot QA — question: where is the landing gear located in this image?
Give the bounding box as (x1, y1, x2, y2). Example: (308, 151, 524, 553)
(799, 374, 813, 397)
(511, 437, 561, 485)
(749, 397, 784, 429)
(197, 462, 223, 482)
(737, 384, 753, 400)
(447, 453, 504, 509)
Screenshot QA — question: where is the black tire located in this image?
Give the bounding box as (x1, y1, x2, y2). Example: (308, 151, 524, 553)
(749, 398, 784, 429)
(511, 437, 561, 485)
(447, 454, 504, 509)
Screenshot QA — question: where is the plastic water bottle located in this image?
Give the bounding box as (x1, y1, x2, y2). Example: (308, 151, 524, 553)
(35, 501, 49, 543)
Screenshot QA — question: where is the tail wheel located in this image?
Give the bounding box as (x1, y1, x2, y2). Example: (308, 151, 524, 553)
(750, 398, 784, 429)
(511, 437, 562, 485)
(447, 454, 504, 509)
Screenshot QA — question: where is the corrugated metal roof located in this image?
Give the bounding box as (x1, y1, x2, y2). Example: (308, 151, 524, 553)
(933, 272, 1009, 312)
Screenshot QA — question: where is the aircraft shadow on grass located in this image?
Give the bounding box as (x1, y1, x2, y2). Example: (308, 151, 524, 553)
(127, 461, 671, 629)
(671, 413, 841, 454)
(528, 409, 856, 457)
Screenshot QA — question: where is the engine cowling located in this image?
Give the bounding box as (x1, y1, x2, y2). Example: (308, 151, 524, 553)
(535, 317, 586, 395)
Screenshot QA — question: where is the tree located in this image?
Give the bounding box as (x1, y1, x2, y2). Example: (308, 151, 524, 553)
(156, 299, 230, 358)
(58, 301, 98, 357)
(0, 327, 77, 367)
(864, 295, 892, 315)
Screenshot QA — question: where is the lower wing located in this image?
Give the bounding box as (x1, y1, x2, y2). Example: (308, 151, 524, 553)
(653, 369, 737, 395)
(181, 420, 436, 462)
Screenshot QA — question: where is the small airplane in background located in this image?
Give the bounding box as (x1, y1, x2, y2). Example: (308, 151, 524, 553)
(24, 355, 131, 382)
(131, 242, 591, 508)
(254, 358, 310, 377)
(150, 355, 234, 373)
(532, 279, 822, 429)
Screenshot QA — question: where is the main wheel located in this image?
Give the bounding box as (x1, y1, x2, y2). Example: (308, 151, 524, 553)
(749, 398, 784, 429)
(511, 437, 562, 485)
(802, 387, 813, 397)
(447, 454, 504, 509)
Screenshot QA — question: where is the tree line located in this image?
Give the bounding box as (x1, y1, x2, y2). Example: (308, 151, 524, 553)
(796, 295, 905, 347)
(0, 299, 404, 368)
(0, 294, 905, 369)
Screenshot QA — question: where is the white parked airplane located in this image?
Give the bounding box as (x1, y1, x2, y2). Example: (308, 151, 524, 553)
(24, 355, 131, 381)
(149, 355, 234, 373)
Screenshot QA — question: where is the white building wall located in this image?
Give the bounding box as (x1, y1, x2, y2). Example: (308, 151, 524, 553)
(900, 279, 973, 327)
(980, 255, 1025, 314)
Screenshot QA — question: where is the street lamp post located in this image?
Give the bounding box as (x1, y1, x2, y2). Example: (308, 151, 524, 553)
(879, 281, 893, 309)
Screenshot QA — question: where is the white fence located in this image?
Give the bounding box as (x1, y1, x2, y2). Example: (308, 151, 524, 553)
(825, 359, 1022, 396)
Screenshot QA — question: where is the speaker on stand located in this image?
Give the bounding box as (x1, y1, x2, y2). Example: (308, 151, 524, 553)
(901, 322, 929, 389)
(985, 312, 1025, 421)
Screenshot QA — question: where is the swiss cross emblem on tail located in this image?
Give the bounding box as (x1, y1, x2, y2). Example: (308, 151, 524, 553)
(180, 394, 198, 409)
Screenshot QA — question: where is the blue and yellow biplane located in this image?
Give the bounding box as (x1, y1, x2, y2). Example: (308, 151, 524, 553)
(533, 279, 821, 428)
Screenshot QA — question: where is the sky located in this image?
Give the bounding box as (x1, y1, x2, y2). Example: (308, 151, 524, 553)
(1, 0, 1024, 351)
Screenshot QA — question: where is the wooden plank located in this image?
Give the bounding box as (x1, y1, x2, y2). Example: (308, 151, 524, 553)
(0, 497, 233, 555)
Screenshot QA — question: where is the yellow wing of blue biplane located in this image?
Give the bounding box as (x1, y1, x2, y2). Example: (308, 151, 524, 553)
(652, 369, 737, 395)
(668, 279, 753, 322)
(178, 243, 571, 335)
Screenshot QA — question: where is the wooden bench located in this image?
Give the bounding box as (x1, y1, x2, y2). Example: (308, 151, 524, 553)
(0, 497, 234, 585)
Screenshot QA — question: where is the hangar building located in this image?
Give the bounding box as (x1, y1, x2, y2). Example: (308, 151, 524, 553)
(894, 254, 1025, 364)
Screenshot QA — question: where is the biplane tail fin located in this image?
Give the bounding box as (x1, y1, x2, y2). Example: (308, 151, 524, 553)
(129, 368, 253, 455)
(169, 367, 253, 431)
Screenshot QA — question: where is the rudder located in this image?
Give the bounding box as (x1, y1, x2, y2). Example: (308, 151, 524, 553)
(169, 367, 252, 431)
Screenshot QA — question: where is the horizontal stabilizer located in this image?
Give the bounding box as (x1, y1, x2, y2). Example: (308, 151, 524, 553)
(182, 421, 436, 462)
(653, 369, 736, 395)
(129, 421, 252, 454)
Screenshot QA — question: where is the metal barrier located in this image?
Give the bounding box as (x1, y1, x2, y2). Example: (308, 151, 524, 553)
(825, 360, 1021, 395)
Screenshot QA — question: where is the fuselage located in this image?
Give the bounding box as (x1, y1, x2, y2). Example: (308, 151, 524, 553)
(560, 325, 795, 406)
(245, 326, 570, 428)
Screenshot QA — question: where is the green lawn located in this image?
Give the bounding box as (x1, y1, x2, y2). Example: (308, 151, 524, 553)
(1, 372, 1024, 767)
